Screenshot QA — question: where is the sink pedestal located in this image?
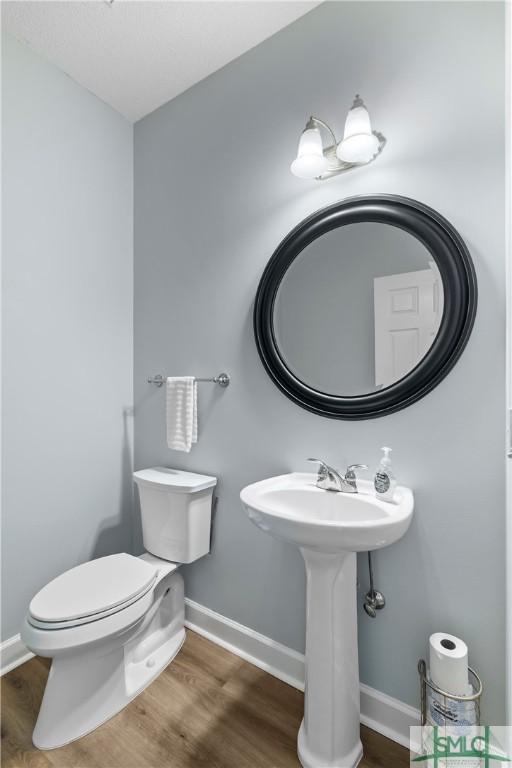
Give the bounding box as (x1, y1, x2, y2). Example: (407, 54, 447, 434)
(241, 472, 413, 768)
(298, 548, 363, 768)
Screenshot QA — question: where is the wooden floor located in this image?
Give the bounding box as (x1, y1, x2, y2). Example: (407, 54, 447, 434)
(1, 630, 409, 768)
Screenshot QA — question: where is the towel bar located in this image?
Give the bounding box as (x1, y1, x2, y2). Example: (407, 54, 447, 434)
(147, 373, 230, 388)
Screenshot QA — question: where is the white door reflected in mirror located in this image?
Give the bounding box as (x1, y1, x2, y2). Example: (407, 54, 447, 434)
(374, 261, 444, 389)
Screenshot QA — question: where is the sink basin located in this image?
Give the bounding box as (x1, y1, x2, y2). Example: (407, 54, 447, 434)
(240, 472, 413, 553)
(241, 471, 414, 768)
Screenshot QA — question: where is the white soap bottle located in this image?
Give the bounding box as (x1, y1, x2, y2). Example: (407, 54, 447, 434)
(374, 447, 397, 502)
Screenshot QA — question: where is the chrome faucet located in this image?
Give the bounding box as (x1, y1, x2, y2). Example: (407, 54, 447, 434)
(307, 458, 368, 493)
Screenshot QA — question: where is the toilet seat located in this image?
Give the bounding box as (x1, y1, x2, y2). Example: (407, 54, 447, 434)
(29, 553, 157, 630)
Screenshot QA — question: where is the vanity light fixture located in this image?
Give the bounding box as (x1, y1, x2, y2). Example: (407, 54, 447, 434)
(290, 95, 385, 181)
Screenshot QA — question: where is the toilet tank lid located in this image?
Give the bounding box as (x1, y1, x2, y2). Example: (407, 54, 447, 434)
(133, 467, 217, 493)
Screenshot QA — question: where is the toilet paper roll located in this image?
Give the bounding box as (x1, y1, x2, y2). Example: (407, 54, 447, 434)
(429, 632, 469, 697)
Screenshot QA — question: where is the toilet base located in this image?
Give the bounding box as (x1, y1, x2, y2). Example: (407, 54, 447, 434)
(32, 572, 185, 750)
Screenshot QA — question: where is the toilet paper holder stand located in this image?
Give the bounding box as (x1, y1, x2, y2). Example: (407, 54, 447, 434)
(418, 659, 482, 726)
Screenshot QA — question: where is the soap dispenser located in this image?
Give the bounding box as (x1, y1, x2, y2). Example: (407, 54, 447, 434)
(374, 447, 397, 502)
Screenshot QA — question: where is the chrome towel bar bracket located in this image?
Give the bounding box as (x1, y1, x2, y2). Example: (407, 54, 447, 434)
(147, 373, 230, 388)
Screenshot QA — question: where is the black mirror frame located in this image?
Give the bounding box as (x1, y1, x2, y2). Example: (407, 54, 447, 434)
(254, 195, 477, 420)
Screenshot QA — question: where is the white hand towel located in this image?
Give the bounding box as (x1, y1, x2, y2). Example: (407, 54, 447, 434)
(166, 377, 198, 452)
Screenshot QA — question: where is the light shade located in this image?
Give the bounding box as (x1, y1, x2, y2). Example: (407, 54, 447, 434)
(336, 95, 379, 164)
(290, 126, 329, 179)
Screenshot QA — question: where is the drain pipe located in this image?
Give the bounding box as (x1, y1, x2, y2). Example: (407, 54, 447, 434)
(363, 552, 386, 618)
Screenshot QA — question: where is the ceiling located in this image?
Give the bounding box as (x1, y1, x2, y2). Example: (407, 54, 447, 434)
(2, 0, 321, 122)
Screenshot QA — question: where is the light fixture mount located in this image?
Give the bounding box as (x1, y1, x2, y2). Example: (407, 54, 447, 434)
(291, 96, 386, 181)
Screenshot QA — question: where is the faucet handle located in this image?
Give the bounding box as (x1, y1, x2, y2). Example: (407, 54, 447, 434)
(307, 457, 329, 479)
(344, 464, 368, 491)
(345, 464, 368, 476)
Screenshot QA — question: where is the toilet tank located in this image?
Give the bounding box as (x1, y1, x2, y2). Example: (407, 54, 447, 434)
(133, 467, 217, 564)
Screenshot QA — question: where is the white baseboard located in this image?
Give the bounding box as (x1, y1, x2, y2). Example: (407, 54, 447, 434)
(359, 682, 421, 749)
(0, 633, 34, 676)
(185, 597, 305, 690)
(185, 597, 420, 750)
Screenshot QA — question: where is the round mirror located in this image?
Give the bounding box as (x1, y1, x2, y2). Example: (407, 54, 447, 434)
(273, 222, 443, 396)
(254, 196, 476, 419)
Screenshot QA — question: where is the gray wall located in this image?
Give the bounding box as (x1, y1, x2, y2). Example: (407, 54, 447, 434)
(134, 1, 506, 720)
(1, 34, 134, 640)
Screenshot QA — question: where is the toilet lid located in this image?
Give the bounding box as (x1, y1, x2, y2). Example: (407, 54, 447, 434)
(29, 553, 157, 623)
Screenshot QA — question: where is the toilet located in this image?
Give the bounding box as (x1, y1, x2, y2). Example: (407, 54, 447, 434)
(21, 467, 216, 750)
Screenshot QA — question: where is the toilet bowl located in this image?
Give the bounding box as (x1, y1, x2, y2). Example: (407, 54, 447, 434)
(21, 467, 217, 750)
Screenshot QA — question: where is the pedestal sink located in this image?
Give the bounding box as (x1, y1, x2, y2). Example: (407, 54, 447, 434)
(240, 472, 414, 768)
